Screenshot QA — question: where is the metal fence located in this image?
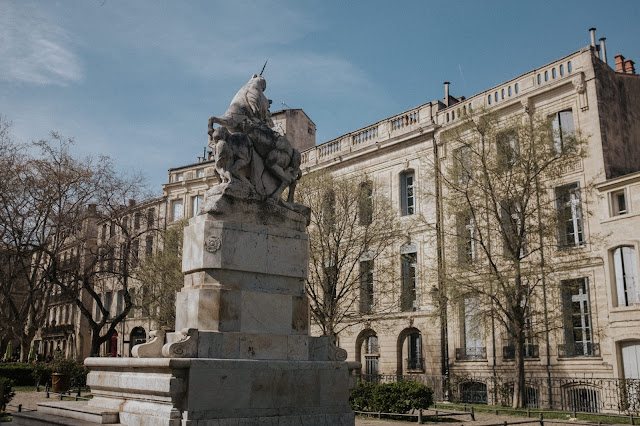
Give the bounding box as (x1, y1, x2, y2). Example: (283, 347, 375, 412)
(358, 373, 640, 415)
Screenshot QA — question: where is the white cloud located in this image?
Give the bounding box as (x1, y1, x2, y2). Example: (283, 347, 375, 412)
(0, 2, 83, 86)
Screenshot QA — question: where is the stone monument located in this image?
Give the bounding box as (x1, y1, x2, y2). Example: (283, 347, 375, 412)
(14, 74, 358, 425)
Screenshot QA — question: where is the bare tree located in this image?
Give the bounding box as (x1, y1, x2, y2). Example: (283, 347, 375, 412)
(437, 109, 591, 407)
(296, 171, 403, 337)
(135, 220, 186, 330)
(0, 123, 155, 358)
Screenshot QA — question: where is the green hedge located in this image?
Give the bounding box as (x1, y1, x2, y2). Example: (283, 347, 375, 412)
(0, 363, 36, 386)
(0, 377, 15, 411)
(350, 380, 433, 414)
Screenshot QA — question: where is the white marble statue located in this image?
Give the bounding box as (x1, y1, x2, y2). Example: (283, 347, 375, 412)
(207, 74, 303, 206)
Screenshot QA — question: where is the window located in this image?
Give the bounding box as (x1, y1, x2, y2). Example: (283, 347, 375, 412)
(359, 260, 374, 314)
(555, 183, 584, 248)
(147, 208, 155, 227)
(358, 181, 373, 225)
(407, 333, 423, 371)
(192, 194, 203, 217)
(175, 172, 184, 182)
(551, 110, 575, 153)
(101, 224, 107, 241)
(196, 168, 205, 178)
(134, 212, 142, 229)
(515, 83, 519, 94)
(500, 200, 525, 259)
(457, 211, 476, 265)
(560, 64, 565, 76)
(172, 199, 183, 221)
(560, 278, 596, 357)
(121, 216, 128, 232)
(613, 246, 639, 307)
(610, 189, 628, 216)
(104, 291, 113, 320)
(131, 239, 139, 268)
(461, 296, 485, 360)
(400, 244, 418, 311)
(116, 290, 124, 316)
(364, 335, 379, 376)
(145, 236, 153, 257)
(453, 146, 472, 186)
(496, 130, 520, 169)
(400, 170, 415, 216)
(621, 341, 640, 380)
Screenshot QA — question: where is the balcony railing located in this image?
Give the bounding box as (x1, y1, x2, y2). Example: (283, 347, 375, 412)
(455, 346, 487, 361)
(356, 373, 640, 414)
(405, 357, 424, 372)
(503, 344, 539, 359)
(558, 342, 600, 358)
(42, 324, 74, 336)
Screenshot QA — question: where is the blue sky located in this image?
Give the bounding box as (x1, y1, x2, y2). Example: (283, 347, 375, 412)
(2, 0, 639, 192)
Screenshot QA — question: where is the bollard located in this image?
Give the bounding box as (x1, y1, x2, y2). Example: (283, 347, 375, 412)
(46, 390, 50, 398)
(418, 408, 423, 424)
(631, 414, 635, 425)
(504, 422, 508, 426)
(471, 406, 475, 421)
(59, 393, 64, 400)
(18, 404, 22, 412)
(539, 412, 544, 426)
(527, 408, 531, 418)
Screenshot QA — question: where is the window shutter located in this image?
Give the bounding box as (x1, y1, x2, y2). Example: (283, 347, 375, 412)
(623, 247, 639, 305)
(614, 248, 627, 306)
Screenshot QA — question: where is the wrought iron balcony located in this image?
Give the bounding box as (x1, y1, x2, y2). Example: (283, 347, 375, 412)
(455, 346, 487, 361)
(502, 344, 539, 359)
(558, 342, 600, 358)
(405, 357, 424, 371)
(42, 324, 74, 336)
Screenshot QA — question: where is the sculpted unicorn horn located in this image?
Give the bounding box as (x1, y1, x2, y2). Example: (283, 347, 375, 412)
(259, 60, 268, 76)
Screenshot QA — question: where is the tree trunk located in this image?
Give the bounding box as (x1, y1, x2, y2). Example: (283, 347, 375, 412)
(512, 328, 526, 408)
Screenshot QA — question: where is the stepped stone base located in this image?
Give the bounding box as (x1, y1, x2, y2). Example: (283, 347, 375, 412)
(16, 357, 355, 425)
(11, 401, 122, 425)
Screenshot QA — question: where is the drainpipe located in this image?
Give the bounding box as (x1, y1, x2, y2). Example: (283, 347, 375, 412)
(599, 38, 608, 65)
(433, 124, 449, 398)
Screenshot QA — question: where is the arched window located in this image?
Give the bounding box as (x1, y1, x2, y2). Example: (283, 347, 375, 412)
(356, 330, 379, 379)
(406, 333, 423, 371)
(612, 246, 639, 307)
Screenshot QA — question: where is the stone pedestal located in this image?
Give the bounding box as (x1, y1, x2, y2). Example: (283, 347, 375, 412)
(14, 192, 358, 425)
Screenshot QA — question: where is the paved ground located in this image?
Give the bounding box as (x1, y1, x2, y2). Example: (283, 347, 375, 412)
(4, 391, 630, 425)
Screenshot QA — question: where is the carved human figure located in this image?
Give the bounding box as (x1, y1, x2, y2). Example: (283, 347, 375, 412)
(209, 126, 253, 185)
(207, 74, 303, 204)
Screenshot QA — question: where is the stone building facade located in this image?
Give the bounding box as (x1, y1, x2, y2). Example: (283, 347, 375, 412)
(297, 30, 640, 409)
(32, 31, 640, 410)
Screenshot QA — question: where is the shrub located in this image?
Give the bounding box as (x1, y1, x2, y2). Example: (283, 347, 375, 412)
(350, 380, 433, 414)
(0, 377, 15, 412)
(0, 363, 36, 386)
(350, 380, 376, 411)
(32, 362, 52, 387)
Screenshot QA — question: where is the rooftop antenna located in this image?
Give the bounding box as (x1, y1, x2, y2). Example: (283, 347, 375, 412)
(259, 60, 268, 76)
(281, 101, 291, 109)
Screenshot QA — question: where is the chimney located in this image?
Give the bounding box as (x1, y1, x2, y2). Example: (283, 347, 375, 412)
(589, 28, 597, 49)
(624, 60, 636, 74)
(88, 204, 97, 214)
(128, 199, 136, 207)
(615, 54, 626, 72)
(444, 81, 450, 107)
(599, 38, 607, 64)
